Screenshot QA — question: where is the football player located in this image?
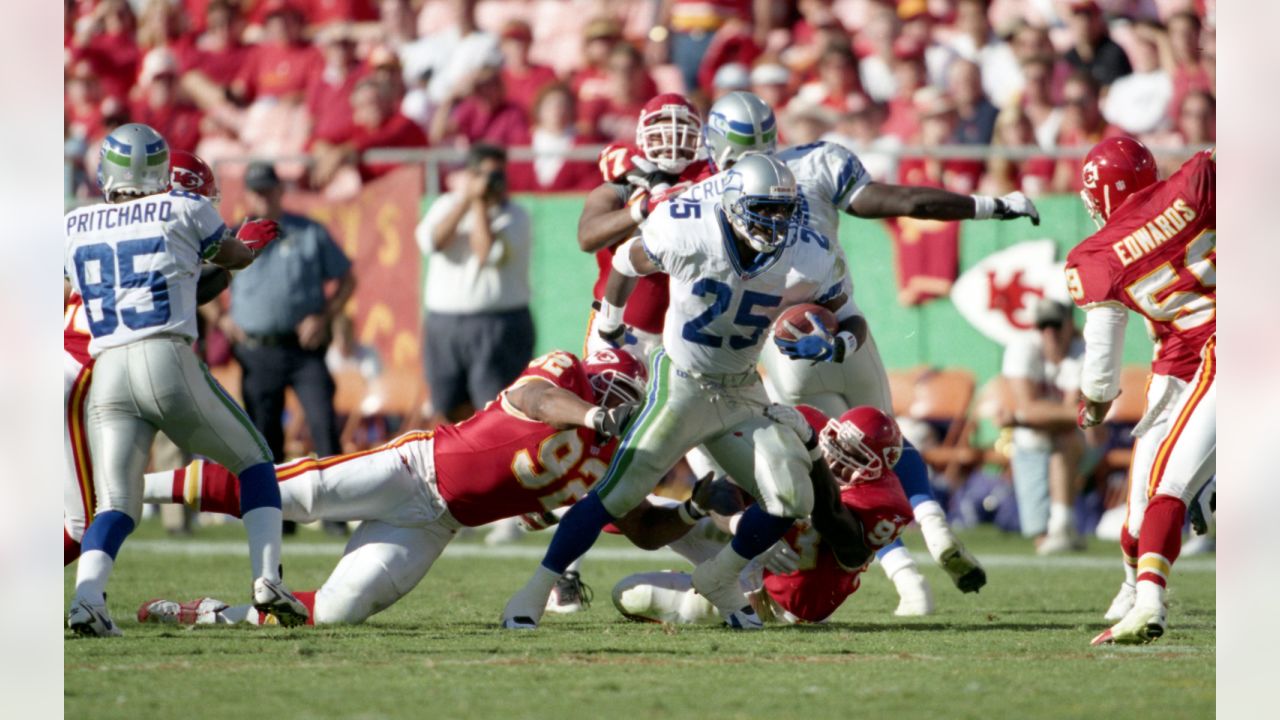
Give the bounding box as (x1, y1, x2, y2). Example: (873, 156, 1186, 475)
(1062, 138, 1215, 645)
(501, 155, 857, 631)
(669, 91, 1040, 614)
(134, 350, 717, 626)
(63, 124, 298, 635)
(611, 405, 913, 626)
(579, 93, 709, 357)
(63, 150, 228, 567)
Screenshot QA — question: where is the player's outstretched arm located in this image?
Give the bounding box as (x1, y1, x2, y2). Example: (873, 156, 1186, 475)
(595, 237, 659, 346)
(505, 378, 636, 437)
(209, 238, 257, 270)
(848, 182, 1039, 225)
(613, 475, 747, 550)
(578, 184, 642, 253)
(807, 461, 872, 571)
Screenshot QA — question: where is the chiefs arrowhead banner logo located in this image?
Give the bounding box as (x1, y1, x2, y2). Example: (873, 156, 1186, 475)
(949, 240, 1069, 346)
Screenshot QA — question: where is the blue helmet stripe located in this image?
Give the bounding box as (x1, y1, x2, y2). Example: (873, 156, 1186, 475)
(103, 135, 131, 153)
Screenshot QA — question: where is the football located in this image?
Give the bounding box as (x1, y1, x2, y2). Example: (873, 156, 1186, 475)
(773, 303, 838, 341)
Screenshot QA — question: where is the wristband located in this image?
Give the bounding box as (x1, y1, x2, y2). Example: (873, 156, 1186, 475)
(611, 238, 642, 277)
(676, 501, 700, 525)
(972, 195, 996, 220)
(584, 406, 602, 431)
(597, 299, 625, 333)
(727, 512, 743, 535)
(629, 198, 649, 224)
(835, 331, 857, 362)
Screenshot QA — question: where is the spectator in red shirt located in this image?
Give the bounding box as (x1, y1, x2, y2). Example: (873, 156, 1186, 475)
(306, 26, 367, 145)
(187, 0, 248, 88)
(231, 1, 321, 103)
(66, 61, 108, 144)
(68, 0, 140, 104)
(312, 77, 427, 185)
(138, 0, 194, 61)
(430, 62, 530, 148)
(508, 83, 600, 192)
(880, 38, 928, 142)
(571, 18, 657, 106)
(577, 43, 650, 142)
(306, 0, 379, 27)
(1167, 12, 1213, 120)
(498, 20, 559, 118)
(899, 88, 983, 196)
(130, 49, 203, 152)
(791, 42, 865, 116)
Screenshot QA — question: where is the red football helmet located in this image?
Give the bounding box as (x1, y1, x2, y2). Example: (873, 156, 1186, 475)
(583, 349, 647, 408)
(170, 150, 220, 205)
(636, 93, 702, 175)
(818, 406, 904, 487)
(1079, 136, 1157, 225)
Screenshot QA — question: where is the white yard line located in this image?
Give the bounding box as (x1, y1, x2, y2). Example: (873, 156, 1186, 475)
(124, 540, 1216, 572)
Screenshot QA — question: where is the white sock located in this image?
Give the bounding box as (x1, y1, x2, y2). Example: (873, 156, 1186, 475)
(912, 499, 946, 524)
(565, 557, 583, 574)
(142, 469, 178, 505)
(242, 506, 283, 581)
(706, 543, 752, 581)
(506, 565, 561, 620)
(1047, 503, 1074, 536)
(1123, 561, 1137, 586)
(1135, 579, 1165, 609)
(74, 550, 114, 606)
(877, 544, 917, 579)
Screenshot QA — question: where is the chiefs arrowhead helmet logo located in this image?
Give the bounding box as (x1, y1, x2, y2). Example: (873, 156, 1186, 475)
(1081, 160, 1099, 189)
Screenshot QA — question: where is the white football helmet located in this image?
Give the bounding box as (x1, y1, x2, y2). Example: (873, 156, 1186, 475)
(97, 123, 171, 202)
(636, 93, 702, 175)
(719, 153, 799, 254)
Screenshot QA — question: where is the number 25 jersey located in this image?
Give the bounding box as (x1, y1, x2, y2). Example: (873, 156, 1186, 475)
(1064, 151, 1215, 381)
(63, 191, 228, 357)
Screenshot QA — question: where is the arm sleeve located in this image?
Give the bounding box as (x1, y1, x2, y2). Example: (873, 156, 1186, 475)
(315, 223, 353, 280)
(414, 193, 458, 255)
(1080, 304, 1129, 402)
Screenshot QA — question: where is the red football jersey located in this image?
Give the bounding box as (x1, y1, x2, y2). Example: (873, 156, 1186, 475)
(590, 157, 711, 334)
(1065, 151, 1216, 381)
(761, 406, 914, 623)
(433, 351, 617, 527)
(64, 294, 92, 366)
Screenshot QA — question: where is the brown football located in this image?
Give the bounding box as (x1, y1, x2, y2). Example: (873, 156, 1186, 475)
(773, 303, 839, 342)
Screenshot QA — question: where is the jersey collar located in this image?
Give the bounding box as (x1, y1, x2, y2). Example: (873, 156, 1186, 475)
(717, 208, 783, 279)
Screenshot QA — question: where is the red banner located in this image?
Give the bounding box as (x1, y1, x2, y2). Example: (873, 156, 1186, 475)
(218, 167, 425, 371)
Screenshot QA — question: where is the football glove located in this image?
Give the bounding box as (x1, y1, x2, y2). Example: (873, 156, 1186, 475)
(689, 472, 749, 519)
(763, 403, 821, 459)
(1077, 397, 1106, 429)
(761, 540, 802, 575)
(774, 313, 843, 363)
(993, 192, 1040, 226)
(590, 401, 638, 438)
(236, 218, 283, 253)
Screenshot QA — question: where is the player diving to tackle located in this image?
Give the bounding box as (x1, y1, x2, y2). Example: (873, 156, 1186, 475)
(683, 91, 1041, 614)
(1060, 138, 1216, 645)
(134, 350, 731, 626)
(612, 404, 915, 626)
(502, 154, 864, 631)
(63, 124, 297, 636)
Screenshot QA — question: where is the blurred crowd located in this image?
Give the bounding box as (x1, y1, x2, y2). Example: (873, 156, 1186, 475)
(65, 0, 1215, 199)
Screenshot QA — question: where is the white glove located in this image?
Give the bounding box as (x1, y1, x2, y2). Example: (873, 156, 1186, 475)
(763, 403, 821, 459)
(761, 540, 801, 575)
(994, 191, 1040, 225)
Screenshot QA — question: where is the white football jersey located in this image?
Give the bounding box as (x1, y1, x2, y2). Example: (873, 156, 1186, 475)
(641, 196, 855, 375)
(64, 190, 228, 357)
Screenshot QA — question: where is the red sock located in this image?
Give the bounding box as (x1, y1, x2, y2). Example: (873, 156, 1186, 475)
(64, 529, 81, 566)
(1136, 495, 1186, 588)
(256, 590, 317, 626)
(1121, 525, 1138, 565)
(199, 463, 243, 517)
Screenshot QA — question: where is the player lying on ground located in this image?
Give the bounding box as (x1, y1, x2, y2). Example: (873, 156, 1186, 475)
(135, 349, 727, 626)
(689, 91, 1039, 614)
(1062, 138, 1216, 645)
(610, 404, 913, 626)
(502, 155, 866, 631)
(64, 150, 230, 566)
(64, 124, 298, 636)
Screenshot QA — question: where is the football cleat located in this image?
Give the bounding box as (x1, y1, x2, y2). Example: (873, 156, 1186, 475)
(545, 570, 594, 615)
(137, 597, 230, 625)
(500, 581, 551, 630)
(68, 597, 122, 637)
(920, 516, 987, 593)
(1091, 603, 1167, 646)
(499, 615, 539, 630)
(612, 571, 719, 625)
(252, 577, 309, 627)
(890, 566, 936, 617)
(692, 559, 763, 630)
(1103, 581, 1136, 622)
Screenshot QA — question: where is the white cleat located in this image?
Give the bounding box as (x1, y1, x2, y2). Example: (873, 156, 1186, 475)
(1092, 603, 1167, 646)
(68, 597, 122, 637)
(252, 577, 308, 627)
(692, 560, 763, 630)
(1103, 581, 1136, 622)
(137, 597, 230, 625)
(890, 567, 936, 617)
(920, 516, 987, 593)
(612, 572, 719, 625)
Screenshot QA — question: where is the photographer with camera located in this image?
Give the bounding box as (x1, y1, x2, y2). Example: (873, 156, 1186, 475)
(415, 143, 535, 423)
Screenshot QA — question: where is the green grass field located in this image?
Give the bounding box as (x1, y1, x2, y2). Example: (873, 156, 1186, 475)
(64, 521, 1214, 720)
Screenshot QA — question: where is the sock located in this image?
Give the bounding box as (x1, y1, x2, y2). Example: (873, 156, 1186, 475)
(1047, 502, 1074, 536)
(877, 541, 916, 578)
(197, 461, 242, 516)
(897, 439, 936, 508)
(1135, 495, 1186, 595)
(729, 505, 795, 559)
(142, 465, 182, 505)
(506, 565, 563, 621)
(1121, 525, 1139, 584)
(239, 462, 283, 581)
(541, 493, 614, 574)
(912, 499, 947, 525)
(74, 510, 136, 604)
(565, 557, 583, 575)
(64, 528, 81, 566)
